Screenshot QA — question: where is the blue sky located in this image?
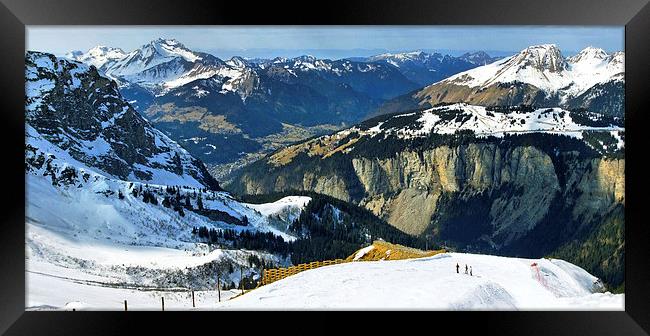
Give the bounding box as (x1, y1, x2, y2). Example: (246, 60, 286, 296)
(27, 26, 624, 60)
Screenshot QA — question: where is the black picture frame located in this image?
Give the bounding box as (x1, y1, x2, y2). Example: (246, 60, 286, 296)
(1, 0, 649, 334)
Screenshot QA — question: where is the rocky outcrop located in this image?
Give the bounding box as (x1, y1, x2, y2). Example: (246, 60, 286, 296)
(25, 51, 221, 190)
(231, 141, 624, 250)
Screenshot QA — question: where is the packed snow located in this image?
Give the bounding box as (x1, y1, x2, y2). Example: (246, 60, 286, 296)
(244, 196, 311, 218)
(28, 266, 241, 311)
(219, 252, 624, 310)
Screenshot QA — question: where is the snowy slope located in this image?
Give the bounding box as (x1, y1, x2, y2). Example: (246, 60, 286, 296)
(28, 267, 241, 311)
(25, 51, 314, 310)
(26, 130, 306, 309)
(440, 45, 623, 101)
(26, 51, 220, 189)
(363, 103, 624, 141)
(244, 196, 311, 221)
(219, 252, 623, 310)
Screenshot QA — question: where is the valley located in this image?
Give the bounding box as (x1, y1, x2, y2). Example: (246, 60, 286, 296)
(25, 31, 626, 310)
(64, 39, 500, 178)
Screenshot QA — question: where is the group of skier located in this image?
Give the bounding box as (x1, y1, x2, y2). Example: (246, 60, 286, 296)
(456, 263, 472, 276)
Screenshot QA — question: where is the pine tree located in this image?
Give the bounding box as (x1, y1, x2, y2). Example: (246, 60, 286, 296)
(197, 194, 204, 210)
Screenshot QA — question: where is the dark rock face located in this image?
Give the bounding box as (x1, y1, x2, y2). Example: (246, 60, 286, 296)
(25, 51, 220, 190)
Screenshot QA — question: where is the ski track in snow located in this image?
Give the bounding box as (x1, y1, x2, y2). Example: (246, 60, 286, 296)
(219, 253, 623, 310)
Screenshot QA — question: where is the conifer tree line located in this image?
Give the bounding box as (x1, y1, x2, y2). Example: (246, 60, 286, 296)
(193, 192, 432, 265)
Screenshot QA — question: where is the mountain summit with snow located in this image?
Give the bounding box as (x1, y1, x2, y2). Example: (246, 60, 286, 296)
(380, 45, 624, 118)
(66, 45, 127, 70)
(439, 44, 622, 98)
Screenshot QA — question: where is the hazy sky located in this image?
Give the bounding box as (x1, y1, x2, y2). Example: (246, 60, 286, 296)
(27, 26, 624, 60)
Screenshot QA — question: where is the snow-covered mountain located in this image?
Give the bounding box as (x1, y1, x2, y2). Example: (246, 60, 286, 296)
(441, 45, 622, 98)
(361, 50, 499, 86)
(380, 45, 625, 118)
(100, 38, 235, 95)
(26, 137, 308, 309)
(458, 51, 502, 66)
(66, 46, 127, 70)
(26, 51, 220, 189)
(25, 51, 318, 310)
(219, 252, 623, 309)
(69, 38, 422, 102)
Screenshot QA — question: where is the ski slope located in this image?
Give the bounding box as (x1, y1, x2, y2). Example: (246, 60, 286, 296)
(27, 265, 241, 311)
(219, 252, 623, 310)
(25, 131, 310, 310)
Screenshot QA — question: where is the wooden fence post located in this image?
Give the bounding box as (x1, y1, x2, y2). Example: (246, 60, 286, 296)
(217, 274, 221, 302)
(240, 268, 244, 295)
(124, 300, 127, 311)
(161, 297, 165, 311)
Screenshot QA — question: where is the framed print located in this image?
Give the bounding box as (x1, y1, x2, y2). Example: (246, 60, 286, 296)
(1, 0, 649, 334)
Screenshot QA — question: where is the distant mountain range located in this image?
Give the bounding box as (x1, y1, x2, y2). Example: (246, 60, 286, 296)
(358, 50, 501, 86)
(65, 38, 499, 177)
(377, 45, 624, 118)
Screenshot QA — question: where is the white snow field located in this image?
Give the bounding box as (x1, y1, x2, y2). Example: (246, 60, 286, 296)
(219, 253, 624, 310)
(25, 168, 306, 310)
(25, 128, 313, 310)
(27, 264, 242, 311)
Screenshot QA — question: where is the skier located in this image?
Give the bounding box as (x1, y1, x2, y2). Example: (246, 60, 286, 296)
(464, 264, 468, 274)
(470, 266, 473, 276)
(456, 263, 459, 274)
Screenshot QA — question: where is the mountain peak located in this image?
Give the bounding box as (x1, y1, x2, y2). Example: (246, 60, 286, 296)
(294, 55, 317, 62)
(66, 45, 126, 69)
(86, 45, 126, 56)
(227, 56, 249, 68)
(568, 46, 609, 64)
(511, 44, 565, 73)
(458, 51, 497, 65)
(152, 38, 182, 47)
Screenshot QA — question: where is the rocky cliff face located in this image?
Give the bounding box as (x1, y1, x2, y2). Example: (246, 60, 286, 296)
(26, 51, 221, 190)
(227, 104, 624, 260)
(232, 143, 623, 245)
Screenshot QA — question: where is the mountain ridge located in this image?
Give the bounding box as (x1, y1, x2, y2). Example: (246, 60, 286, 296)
(377, 45, 624, 118)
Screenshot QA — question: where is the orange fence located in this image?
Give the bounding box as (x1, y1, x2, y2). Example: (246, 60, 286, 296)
(260, 259, 348, 286)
